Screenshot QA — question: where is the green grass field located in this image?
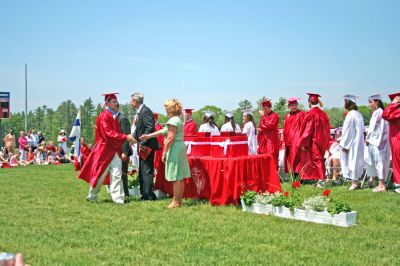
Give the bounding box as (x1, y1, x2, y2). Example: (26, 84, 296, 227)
(1, 165, 399, 265)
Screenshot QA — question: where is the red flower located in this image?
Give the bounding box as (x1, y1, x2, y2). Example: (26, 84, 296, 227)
(284, 192, 289, 197)
(292, 181, 301, 189)
(246, 181, 255, 187)
(322, 189, 331, 197)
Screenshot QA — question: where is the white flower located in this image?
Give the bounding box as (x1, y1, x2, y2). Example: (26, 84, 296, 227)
(301, 196, 330, 212)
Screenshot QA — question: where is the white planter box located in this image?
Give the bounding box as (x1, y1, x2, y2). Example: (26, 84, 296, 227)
(128, 187, 140, 197)
(240, 199, 254, 212)
(240, 201, 357, 227)
(294, 209, 307, 221)
(273, 206, 295, 219)
(253, 203, 273, 215)
(302, 210, 357, 227)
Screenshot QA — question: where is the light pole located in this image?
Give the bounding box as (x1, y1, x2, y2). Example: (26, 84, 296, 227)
(25, 63, 28, 132)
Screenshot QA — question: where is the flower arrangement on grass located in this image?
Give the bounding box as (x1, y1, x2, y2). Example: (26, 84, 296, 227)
(299, 189, 352, 214)
(240, 190, 258, 206)
(241, 187, 352, 215)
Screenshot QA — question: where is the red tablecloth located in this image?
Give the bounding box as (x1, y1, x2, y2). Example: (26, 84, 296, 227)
(154, 154, 281, 205)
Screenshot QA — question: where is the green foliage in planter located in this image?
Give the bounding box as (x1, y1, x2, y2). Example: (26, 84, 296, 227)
(328, 199, 352, 214)
(283, 194, 301, 211)
(270, 194, 286, 207)
(241, 190, 258, 206)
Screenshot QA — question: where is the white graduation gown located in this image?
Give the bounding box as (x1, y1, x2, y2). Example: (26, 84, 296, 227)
(242, 121, 257, 155)
(198, 123, 220, 136)
(220, 122, 242, 133)
(340, 110, 365, 180)
(365, 108, 391, 180)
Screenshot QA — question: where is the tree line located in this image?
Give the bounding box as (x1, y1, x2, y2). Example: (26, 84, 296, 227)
(0, 97, 378, 145)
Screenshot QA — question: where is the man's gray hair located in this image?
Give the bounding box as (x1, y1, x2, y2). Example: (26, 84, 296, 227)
(131, 92, 144, 103)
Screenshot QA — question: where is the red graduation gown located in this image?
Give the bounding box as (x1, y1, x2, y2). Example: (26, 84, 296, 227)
(382, 103, 400, 184)
(77, 110, 126, 187)
(154, 122, 167, 191)
(154, 122, 165, 170)
(184, 120, 198, 136)
(283, 110, 305, 173)
(257, 111, 280, 168)
(290, 107, 330, 180)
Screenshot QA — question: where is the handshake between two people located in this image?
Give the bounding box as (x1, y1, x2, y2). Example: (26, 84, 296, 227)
(126, 134, 137, 145)
(126, 133, 152, 144)
(126, 134, 152, 152)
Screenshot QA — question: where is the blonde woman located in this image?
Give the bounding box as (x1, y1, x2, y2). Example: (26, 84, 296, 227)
(140, 99, 191, 208)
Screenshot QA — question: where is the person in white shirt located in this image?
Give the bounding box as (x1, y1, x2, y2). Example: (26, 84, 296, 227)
(198, 110, 220, 136)
(365, 94, 391, 192)
(339, 94, 365, 190)
(242, 109, 258, 155)
(25, 131, 34, 148)
(220, 111, 241, 133)
(31, 129, 39, 149)
(57, 130, 68, 154)
(326, 130, 341, 182)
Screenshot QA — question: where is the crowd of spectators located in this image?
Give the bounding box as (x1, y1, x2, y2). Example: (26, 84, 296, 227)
(0, 129, 89, 169)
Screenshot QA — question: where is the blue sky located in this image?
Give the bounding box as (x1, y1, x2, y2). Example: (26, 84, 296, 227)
(1, 0, 399, 113)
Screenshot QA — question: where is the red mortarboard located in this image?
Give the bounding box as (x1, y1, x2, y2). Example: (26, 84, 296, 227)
(153, 113, 159, 119)
(183, 108, 194, 115)
(307, 93, 321, 102)
(388, 92, 400, 101)
(261, 99, 272, 108)
(102, 92, 119, 102)
(287, 97, 301, 105)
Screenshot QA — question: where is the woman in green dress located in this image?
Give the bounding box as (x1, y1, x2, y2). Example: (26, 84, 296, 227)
(140, 99, 191, 208)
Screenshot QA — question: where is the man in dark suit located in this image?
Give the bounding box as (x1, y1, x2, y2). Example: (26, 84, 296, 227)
(120, 114, 133, 198)
(130, 92, 160, 200)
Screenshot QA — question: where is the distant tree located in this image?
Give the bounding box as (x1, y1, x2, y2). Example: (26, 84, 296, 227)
(56, 100, 78, 135)
(358, 105, 371, 125)
(119, 102, 136, 120)
(272, 97, 287, 127)
(32, 106, 46, 130)
(325, 107, 345, 128)
(80, 97, 96, 143)
(238, 99, 253, 110)
(43, 108, 57, 142)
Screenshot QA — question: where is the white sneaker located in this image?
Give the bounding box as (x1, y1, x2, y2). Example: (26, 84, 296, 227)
(395, 188, 400, 194)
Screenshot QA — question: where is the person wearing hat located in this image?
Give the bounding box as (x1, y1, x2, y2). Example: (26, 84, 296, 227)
(242, 109, 258, 154)
(289, 93, 330, 185)
(131, 92, 160, 201)
(183, 108, 198, 136)
(339, 94, 365, 190)
(78, 93, 136, 204)
(198, 110, 220, 136)
(282, 97, 305, 174)
(257, 99, 280, 168)
(221, 111, 241, 133)
(365, 94, 390, 192)
(57, 129, 68, 154)
(382, 92, 400, 193)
